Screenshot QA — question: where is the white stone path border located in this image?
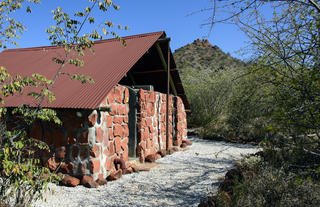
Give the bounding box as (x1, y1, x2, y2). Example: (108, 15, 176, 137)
(34, 137, 260, 207)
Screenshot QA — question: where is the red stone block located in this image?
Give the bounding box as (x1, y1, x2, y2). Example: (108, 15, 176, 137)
(149, 92, 156, 103)
(113, 124, 122, 137)
(146, 139, 151, 149)
(121, 139, 128, 152)
(114, 87, 123, 103)
(161, 94, 166, 102)
(123, 125, 129, 137)
(107, 90, 115, 104)
(123, 116, 128, 123)
(46, 157, 59, 171)
(107, 169, 122, 181)
(114, 116, 123, 124)
(108, 128, 114, 140)
(96, 177, 107, 186)
(114, 137, 121, 153)
(103, 136, 109, 147)
(140, 141, 146, 150)
(81, 175, 94, 185)
(160, 104, 166, 113)
(139, 90, 145, 101)
(78, 130, 89, 145)
(120, 151, 129, 162)
(62, 175, 80, 187)
(147, 103, 155, 116)
(176, 139, 182, 147)
(90, 144, 100, 158)
(72, 145, 79, 160)
(90, 159, 100, 174)
(105, 157, 113, 171)
(80, 146, 88, 160)
(101, 97, 108, 106)
(141, 112, 147, 118)
(109, 103, 117, 116)
(149, 125, 154, 134)
(96, 127, 103, 143)
(146, 118, 152, 126)
(88, 113, 97, 127)
(117, 105, 125, 115)
(109, 141, 115, 155)
(145, 154, 156, 162)
(106, 115, 113, 128)
(142, 129, 149, 140)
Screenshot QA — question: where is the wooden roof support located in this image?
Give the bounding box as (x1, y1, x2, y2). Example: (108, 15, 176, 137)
(155, 43, 177, 96)
(132, 69, 177, 74)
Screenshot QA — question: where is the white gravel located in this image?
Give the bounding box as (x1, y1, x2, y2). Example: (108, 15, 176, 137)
(33, 137, 259, 207)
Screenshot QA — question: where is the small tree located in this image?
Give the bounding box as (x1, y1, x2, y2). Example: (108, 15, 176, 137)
(0, 1, 127, 206)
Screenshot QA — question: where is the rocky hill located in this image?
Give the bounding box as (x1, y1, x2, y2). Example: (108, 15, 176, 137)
(173, 39, 245, 72)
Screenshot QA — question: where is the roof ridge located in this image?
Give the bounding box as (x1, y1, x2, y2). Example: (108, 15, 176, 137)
(2, 31, 164, 53)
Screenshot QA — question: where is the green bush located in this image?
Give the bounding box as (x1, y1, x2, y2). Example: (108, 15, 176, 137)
(181, 64, 274, 142)
(231, 166, 320, 207)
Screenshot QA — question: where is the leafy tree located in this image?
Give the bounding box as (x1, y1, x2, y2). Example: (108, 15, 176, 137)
(0, 1, 127, 206)
(201, 0, 320, 169)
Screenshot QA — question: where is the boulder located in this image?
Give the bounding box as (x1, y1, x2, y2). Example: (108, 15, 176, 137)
(61, 175, 80, 187)
(182, 139, 192, 146)
(157, 149, 166, 157)
(131, 164, 140, 172)
(96, 178, 107, 186)
(167, 147, 179, 155)
(81, 175, 94, 185)
(60, 162, 75, 174)
(180, 143, 188, 148)
(126, 167, 133, 174)
(46, 157, 60, 171)
(155, 154, 161, 160)
(114, 158, 126, 174)
(84, 180, 99, 188)
(107, 169, 122, 181)
(139, 167, 150, 172)
(145, 154, 157, 163)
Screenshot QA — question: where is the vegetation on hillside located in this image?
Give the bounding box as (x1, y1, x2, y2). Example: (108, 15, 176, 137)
(174, 39, 271, 142)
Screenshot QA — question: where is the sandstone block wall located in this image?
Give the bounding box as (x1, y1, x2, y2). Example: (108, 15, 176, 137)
(174, 96, 188, 146)
(30, 85, 129, 180)
(29, 85, 187, 179)
(136, 89, 187, 163)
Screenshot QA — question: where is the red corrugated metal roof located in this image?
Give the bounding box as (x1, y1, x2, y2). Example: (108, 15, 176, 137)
(0, 31, 164, 109)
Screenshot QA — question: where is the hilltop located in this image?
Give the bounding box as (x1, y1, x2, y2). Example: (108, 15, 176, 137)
(173, 39, 245, 72)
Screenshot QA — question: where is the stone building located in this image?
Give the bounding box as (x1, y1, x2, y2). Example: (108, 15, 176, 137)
(0, 31, 189, 180)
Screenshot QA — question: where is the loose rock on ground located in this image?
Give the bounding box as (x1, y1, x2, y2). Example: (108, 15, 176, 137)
(33, 137, 259, 207)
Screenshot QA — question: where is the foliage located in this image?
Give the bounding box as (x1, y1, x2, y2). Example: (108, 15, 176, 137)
(0, 0, 127, 206)
(218, 153, 320, 207)
(175, 41, 273, 141)
(196, 1, 320, 206)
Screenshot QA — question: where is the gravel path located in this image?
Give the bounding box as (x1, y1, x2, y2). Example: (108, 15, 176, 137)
(34, 137, 259, 207)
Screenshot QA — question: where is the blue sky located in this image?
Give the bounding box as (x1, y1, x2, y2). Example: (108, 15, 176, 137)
(9, 0, 251, 60)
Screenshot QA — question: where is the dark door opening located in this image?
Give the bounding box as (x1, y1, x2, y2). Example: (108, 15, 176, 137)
(128, 88, 138, 157)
